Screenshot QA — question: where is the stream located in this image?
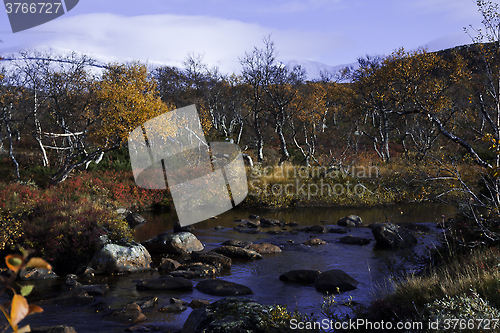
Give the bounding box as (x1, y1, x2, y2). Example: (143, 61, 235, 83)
(19, 203, 456, 332)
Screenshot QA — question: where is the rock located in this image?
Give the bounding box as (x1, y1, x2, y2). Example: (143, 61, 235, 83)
(212, 246, 262, 260)
(76, 266, 95, 278)
(31, 326, 77, 333)
(159, 303, 187, 312)
(116, 208, 131, 216)
(174, 221, 195, 233)
(189, 299, 211, 308)
(214, 226, 224, 230)
(125, 212, 147, 227)
(136, 277, 193, 291)
(303, 238, 326, 246)
(191, 252, 232, 268)
(196, 279, 253, 296)
(170, 297, 189, 305)
(234, 224, 260, 234)
(338, 235, 371, 246)
(182, 297, 272, 333)
(142, 232, 204, 255)
(279, 270, 321, 284)
(246, 220, 261, 228)
(260, 218, 281, 227)
(329, 227, 348, 234)
(158, 258, 181, 272)
(303, 225, 329, 233)
(249, 214, 260, 219)
(104, 303, 146, 323)
(247, 243, 282, 254)
(90, 243, 152, 274)
(337, 215, 363, 227)
(19, 268, 57, 280)
(287, 221, 300, 227)
(314, 269, 359, 292)
(99, 234, 111, 246)
(64, 274, 81, 287)
(77, 284, 109, 296)
(39, 289, 94, 305)
(128, 296, 158, 309)
(170, 270, 197, 279)
(178, 263, 221, 276)
(92, 301, 111, 313)
(221, 240, 252, 248)
(372, 223, 418, 249)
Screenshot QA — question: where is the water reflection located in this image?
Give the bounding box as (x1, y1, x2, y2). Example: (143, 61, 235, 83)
(135, 203, 456, 242)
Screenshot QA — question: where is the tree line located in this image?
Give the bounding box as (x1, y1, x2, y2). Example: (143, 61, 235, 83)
(1, 1, 500, 218)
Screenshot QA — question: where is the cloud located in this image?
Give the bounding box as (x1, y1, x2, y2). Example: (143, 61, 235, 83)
(0, 12, 347, 74)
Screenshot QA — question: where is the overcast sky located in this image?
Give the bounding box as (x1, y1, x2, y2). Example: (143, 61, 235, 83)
(0, 0, 486, 74)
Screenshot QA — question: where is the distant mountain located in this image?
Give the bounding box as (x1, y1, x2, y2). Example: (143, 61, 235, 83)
(285, 59, 358, 82)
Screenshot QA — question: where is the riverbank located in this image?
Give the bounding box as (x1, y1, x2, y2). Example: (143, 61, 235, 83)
(240, 159, 472, 209)
(7, 206, 447, 332)
(0, 156, 492, 332)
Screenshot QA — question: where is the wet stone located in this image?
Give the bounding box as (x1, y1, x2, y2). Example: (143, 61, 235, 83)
(189, 299, 211, 308)
(104, 303, 146, 323)
(196, 279, 253, 296)
(158, 258, 181, 272)
(303, 238, 326, 246)
(247, 243, 282, 254)
(158, 303, 187, 312)
(212, 246, 262, 260)
(279, 270, 321, 284)
(191, 251, 232, 268)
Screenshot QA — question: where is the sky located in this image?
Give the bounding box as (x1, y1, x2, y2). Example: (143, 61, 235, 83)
(0, 0, 487, 75)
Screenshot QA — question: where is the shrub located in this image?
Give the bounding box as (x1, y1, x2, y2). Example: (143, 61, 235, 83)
(0, 214, 24, 253)
(424, 290, 500, 331)
(21, 199, 133, 275)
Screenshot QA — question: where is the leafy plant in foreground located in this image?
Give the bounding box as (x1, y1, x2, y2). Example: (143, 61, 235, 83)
(0, 247, 51, 333)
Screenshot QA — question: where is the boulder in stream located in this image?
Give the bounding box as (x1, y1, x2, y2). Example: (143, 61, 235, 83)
(90, 243, 152, 274)
(303, 238, 326, 246)
(337, 215, 363, 227)
(247, 243, 282, 254)
(196, 279, 253, 296)
(142, 232, 204, 254)
(314, 269, 359, 292)
(371, 223, 417, 249)
(279, 270, 321, 284)
(191, 251, 232, 268)
(212, 245, 262, 260)
(182, 297, 272, 333)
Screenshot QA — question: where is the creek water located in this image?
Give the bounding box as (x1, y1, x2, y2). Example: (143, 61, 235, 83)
(20, 204, 456, 332)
